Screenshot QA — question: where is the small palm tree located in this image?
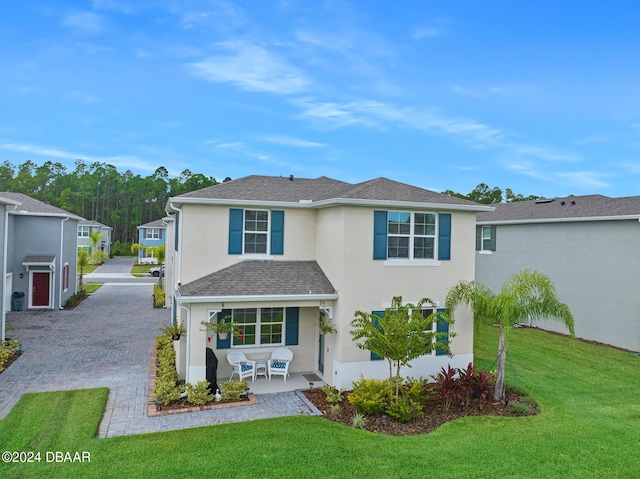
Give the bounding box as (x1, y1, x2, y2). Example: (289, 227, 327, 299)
(77, 250, 89, 290)
(446, 270, 574, 400)
(89, 230, 104, 255)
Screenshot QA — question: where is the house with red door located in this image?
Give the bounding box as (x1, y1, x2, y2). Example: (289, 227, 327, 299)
(0, 192, 81, 332)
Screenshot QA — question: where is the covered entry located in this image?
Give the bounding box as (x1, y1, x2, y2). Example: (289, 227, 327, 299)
(22, 255, 55, 309)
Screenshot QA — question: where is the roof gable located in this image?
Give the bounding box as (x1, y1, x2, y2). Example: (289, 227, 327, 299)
(0, 192, 82, 219)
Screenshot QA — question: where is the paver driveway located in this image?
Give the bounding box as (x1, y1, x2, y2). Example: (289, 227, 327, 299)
(0, 260, 318, 437)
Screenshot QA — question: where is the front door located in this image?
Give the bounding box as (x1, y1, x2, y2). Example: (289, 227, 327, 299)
(31, 271, 51, 308)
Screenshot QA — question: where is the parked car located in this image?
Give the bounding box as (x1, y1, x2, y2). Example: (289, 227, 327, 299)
(150, 265, 165, 277)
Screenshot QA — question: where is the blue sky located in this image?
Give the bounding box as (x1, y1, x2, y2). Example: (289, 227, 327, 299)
(2, 1, 640, 198)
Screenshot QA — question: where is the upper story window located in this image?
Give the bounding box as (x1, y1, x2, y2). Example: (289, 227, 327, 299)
(78, 226, 90, 238)
(146, 228, 160, 240)
(387, 211, 436, 260)
(244, 210, 269, 254)
(228, 209, 284, 256)
(374, 210, 451, 263)
(476, 225, 496, 253)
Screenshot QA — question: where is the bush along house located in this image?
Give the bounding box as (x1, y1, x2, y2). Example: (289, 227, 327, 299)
(164, 175, 492, 388)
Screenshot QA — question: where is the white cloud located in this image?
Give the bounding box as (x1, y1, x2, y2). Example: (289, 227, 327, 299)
(0, 142, 157, 172)
(556, 171, 611, 189)
(187, 41, 310, 95)
(258, 135, 327, 148)
(61, 12, 107, 35)
(412, 27, 443, 40)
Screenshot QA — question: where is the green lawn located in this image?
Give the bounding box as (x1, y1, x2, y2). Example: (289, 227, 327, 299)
(130, 264, 154, 277)
(1, 326, 638, 478)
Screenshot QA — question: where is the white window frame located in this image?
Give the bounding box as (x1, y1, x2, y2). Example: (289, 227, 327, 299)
(224, 307, 285, 348)
(387, 211, 437, 261)
(78, 226, 90, 238)
(243, 209, 270, 255)
(480, 225, 493, 254)
(146, 228, 160, 240)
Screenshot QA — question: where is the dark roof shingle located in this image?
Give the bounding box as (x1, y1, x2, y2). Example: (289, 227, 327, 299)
(477, 195, 640, 223)
(179, 260, 336, 298)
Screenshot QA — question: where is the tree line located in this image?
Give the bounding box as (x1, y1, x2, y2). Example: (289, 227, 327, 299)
(0, 159, 217, 244)
(0, 158, 542, 244)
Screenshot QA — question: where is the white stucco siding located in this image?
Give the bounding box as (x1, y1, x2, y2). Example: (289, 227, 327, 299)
(476, 219, 640, 352)
(316, 206, 476, 368)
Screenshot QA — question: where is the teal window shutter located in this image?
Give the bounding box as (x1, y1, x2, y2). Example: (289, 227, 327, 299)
(373, 211, 388, 260)
(475, 226, 481, 251)
(271, 210, 284, 255)
(435, 308, 449, 356)
(174, 214, 179, 251)
(371, 310, 384, 360)
(438, 213, 451, 260)
(489, 226, 497, 251)
(285, 307, 299, 345)
(228, 209, 243, 255)
(216, 309, 232, 349)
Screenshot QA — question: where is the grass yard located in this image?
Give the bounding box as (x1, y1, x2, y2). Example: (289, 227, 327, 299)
(0, 326, 638, 478)
(130, 264, 154, 277)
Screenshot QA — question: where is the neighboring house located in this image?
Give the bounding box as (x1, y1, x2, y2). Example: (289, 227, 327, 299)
(476, 195, 640, 353)
(136, 219, 167, 264)
(165, 175, 491, 388)
(0, 193, 81, 337)
(77, 219, 112, 256)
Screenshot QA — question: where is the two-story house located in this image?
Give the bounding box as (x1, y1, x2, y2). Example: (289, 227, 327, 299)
(476, 194, 640, 352)
(77, 219, 112, 256)
(165, 175, 491, 388)
(0, 193, 80, 334)
(136, 219, 167, 264)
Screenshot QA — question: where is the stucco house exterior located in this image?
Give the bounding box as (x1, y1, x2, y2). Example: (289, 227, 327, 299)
(165, 175, 490, 388)
(136, 219, 167, 264)
(476, 194, 640, 352)
(77, 219, 112, 256)
(0, 193, 81, 338)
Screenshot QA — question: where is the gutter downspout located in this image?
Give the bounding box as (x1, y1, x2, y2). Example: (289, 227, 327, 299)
(177, 301, 191, 383)
(59, 216, 70, 309)
(1, 206, 9, 341)
(165, 200, 183, 291)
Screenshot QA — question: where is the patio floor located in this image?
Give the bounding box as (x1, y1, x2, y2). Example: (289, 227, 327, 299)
(244, 371, 327, 394)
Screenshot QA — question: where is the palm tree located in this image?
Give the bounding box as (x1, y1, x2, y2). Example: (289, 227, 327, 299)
(89, 230, 104, 255)
(77, 250, 89, 290)
(445, 270, 574, 400)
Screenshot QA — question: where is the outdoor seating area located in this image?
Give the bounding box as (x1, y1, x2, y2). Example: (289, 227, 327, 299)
(247, 371, 326, 394)
(227, 348, 294, 383)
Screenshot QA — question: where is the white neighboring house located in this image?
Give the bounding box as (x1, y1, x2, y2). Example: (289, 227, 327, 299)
(164, 175, 492, 388)
(77, 219, 112, 256)
(476, 194, 640, 352)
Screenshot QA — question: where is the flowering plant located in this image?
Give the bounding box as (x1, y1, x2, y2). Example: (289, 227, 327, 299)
(202, 316, 236, 334)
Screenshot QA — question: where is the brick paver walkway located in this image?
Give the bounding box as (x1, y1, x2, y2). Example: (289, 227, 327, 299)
(0, 259, 319, 437)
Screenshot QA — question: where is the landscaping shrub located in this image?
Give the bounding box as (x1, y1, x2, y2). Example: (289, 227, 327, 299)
(330, 404, 342, 416)
(220, 380, 248, 400)
(154, 377, 182, 406)
(154, 284, 165, 308)
(387, 397, 423, 422)
(520, 395, 539, 409)
(348, 375, 392, 414)
(153, 333, 181, 406)
(321, 385, 346, 405)
(458, 362, 476, 406)
(63, 289, 88, 309)
(186, 380, 214, 406)
(402, 377, 428, 407)
(434, 365, 461, 411)
(352, 413, 366, 429)
(471, 370, 495, 409)
(0, 339, 20, 373)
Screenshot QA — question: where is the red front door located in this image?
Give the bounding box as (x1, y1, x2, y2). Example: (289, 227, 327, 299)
(32, 272, 50, 307)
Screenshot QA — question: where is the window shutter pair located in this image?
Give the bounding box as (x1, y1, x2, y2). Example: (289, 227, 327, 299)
(475, 226, 497, 251)
(228, 209, 284, 255)
(372, 211, 452, 260)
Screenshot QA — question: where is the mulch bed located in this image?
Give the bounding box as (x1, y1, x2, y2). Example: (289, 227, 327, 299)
(303, 385, 535, 436)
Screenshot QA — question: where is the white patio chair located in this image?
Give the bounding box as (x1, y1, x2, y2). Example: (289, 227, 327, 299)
(267, 348, 293, 381)
(227, 352, 256, 382)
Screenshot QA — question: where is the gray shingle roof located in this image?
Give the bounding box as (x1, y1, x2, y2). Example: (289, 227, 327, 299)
(79, 219, 110, 228)
(173, 175, 484, 209)
(179, 260, 336, 298)
(139, 218, 167, 228)
(0, 192, 82, 219)
(477, 195, 640, 223)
